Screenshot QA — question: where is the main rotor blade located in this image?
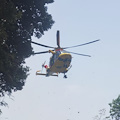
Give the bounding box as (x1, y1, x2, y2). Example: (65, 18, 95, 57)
(63, 39, 100, 49)
(63, 50, 91, 57)
(33, 51, 49, 55)
(69, 51, 91, 57)
(31, 41, 55, 48)
(57, 30, 60, 48)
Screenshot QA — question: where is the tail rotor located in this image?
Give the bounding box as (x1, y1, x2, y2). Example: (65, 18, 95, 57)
(41, 61, 46, 72)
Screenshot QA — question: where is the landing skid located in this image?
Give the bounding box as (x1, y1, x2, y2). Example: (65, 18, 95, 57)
(63, 73, 67, 78)
(63, 65, 72, 78)
(64, 74, 67, 78)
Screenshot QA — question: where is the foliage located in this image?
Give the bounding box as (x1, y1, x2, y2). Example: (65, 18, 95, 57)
(94, 109, 112, 120)
(94, 95, 120, 120)
(109, 95, 120, 120)
(0, 100, 8, 115)
(0, 0, 54, 113)
(94, 109, 107, 120)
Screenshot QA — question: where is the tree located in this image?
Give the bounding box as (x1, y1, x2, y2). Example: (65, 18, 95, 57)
(94, 109, 107, 120)
(93, 95, 120, 120)
(109, 95, 120, 120)
(0, 0, 54, 113)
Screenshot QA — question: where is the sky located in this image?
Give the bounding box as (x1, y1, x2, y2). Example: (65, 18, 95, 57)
(1, 0, 120, 120)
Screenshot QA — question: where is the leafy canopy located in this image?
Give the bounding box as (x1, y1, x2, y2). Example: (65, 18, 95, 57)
(109, 95, 120, 120)
(0, 0, 54, 99)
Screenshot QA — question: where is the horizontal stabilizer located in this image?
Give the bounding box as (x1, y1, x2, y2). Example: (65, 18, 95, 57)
(36, 72, 58, 77)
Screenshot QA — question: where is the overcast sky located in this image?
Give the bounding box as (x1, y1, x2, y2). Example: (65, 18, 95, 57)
(1, 0, 120, 120)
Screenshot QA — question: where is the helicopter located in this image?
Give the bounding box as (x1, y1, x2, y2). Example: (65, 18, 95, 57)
(32, 30, 100, 78)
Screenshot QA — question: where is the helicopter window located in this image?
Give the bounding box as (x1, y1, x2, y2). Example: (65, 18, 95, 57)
(56, 51, 61, 57)
(49, 56, 54, 67)
(54, 51, 61, 61)
(49, 51, 61, 67)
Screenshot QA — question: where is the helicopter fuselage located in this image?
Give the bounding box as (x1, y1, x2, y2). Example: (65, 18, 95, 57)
(47, 53, 72, 75)
(36, 53, 72, 77)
